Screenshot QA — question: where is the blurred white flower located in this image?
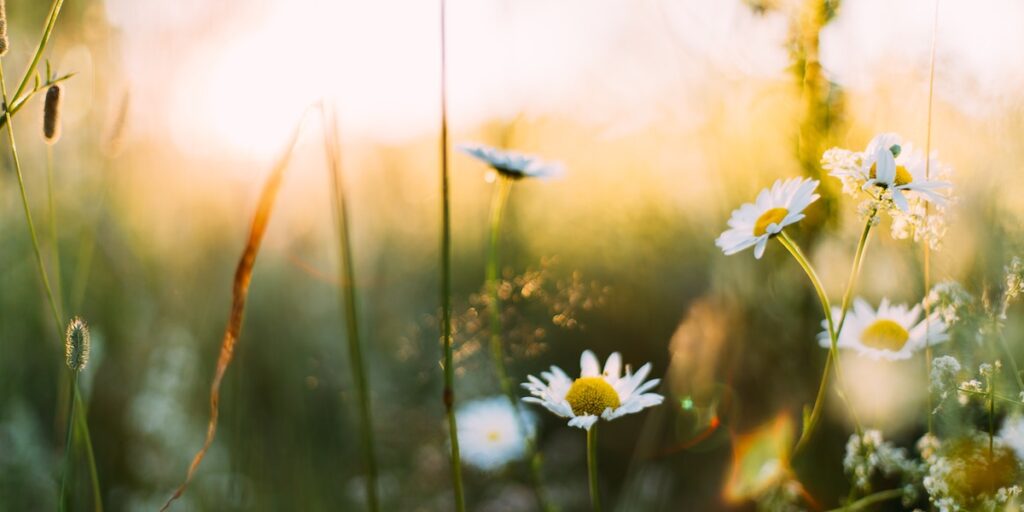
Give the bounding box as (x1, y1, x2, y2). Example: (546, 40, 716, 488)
(714, 177, 820, 259)
(819, 298, 948, 361)
(522, 350, 663, 431)
(456, 396, 535, 471)
(1000, 415, 1024, 463)
(458, 143, 565, 180)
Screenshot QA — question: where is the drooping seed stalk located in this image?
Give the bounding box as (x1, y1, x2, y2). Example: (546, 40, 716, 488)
(778, 231, 862, 456)
(484, 175, 553, 512)
(438, 1, 465, 509)
(58, 372, 78, 512)
(321, 106, 379, 512)
(586, 426, 601, 512)
(0, 60, 103, 512)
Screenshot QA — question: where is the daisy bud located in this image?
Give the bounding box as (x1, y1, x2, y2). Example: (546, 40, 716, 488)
(65, 317, 90, 372)
(889, 144, 901, 157)
(43, 85, 62, 144)
(0, 0, 8, 57)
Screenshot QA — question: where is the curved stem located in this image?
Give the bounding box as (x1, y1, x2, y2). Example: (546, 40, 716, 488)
(59, 373, 78, 512)
(778, 231, 861, 457)
(485, 176, 553, 511)
(586, 426, 601, 512)
(11, 0, 64, 102)
(825, 488, 903, 512)
(836, 216, 874, 335)
(438, 1, 464, 509)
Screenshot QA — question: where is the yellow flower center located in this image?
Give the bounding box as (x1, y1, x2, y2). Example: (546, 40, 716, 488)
(753, 208, 789, 237)
(565, 377, 620, 416)
(860, 319, 910, 351)
(486, 430, 501, 443)
(868, 163, 914, 187)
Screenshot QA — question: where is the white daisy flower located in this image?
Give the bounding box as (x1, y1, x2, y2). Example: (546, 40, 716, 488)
(456, 396, 536, 471)
(458, 143, 565, 180)
(522, 350, 663, 431)
(715, 177, 821, 259)
(818, 297, 948, 361)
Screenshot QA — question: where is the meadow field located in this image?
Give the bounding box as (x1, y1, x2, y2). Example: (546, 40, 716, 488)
(2, 0, 1024, 511)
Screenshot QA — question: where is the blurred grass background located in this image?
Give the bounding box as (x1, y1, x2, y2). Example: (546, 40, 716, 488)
(1, 0, 1024, 510)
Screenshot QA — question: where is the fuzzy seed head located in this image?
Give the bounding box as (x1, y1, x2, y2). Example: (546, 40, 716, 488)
(43, 85, 63, 143)
(65, 317, 90, 372)
(0, 0, 8, 57)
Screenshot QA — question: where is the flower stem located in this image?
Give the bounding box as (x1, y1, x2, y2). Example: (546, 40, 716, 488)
(586, 426, 601, 512)
(825, 488, 903, 512)
(321, 106, 379, 512)
(836, 216, 874, 335)
(989, 373, 995, 458)
(778, 231, 861, 456)
(438, 1, 465, 509)
(59, 372, 78, 512)
(485, 176, 554, 511)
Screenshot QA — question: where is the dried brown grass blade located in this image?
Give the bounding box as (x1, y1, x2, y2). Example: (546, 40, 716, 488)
(160, 123, 304, 511)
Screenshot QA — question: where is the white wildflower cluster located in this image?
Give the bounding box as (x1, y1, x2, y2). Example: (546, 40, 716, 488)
(930, 355, 962, 412)
(921, 434, 1022, 512)
(927, 281, 973, 326)
(843, 430, 920, 494)
(822, 134, 954, 249)
(756, 480, 807, 512)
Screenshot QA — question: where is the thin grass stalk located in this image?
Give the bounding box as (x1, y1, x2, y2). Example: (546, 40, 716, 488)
(484, 176, 553, 511)
(46, 145, 64, 312)
(778, 231, 862, 456)
(586, 426, 601, 512)
(320, 105, 380, 511)
(160, 122, 305, 511)
(922, 0, 940, 436)
(58, 372, 78, 512)
(438, 0, 465, 509)
(1, 61, 103, 511)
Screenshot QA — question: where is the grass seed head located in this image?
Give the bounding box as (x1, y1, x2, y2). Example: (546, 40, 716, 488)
(43, 84, 62, 143)
(65, 316, 90, 372)
(0, 0, 8, 57)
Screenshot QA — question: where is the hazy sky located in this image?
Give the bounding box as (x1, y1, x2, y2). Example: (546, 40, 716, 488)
(100, 0, 1024, 159)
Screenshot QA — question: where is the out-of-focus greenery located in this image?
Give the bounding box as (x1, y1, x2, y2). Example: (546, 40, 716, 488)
(2, 1, 1024, 511)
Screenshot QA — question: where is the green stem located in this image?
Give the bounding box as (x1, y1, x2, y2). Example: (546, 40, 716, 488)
(836, 216, 874, 335)
(74, 387, 102, 511)
(989, 374, 995, 458)
(46, 144, 64, 314)
(586, 426, 601, 512)
(825, 488, 903, 512)
(438, 1, 465, 509)
(11, 0, 64, 102)
(485, 176, 553, 512)
(1, 59, 102, 511)
(998, 332, 1024, 393)
(779, 231, 861, 457)
(59, 373, 78, 512)
(957, 386, 1024, 405)
(322, 108, 379, 511)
